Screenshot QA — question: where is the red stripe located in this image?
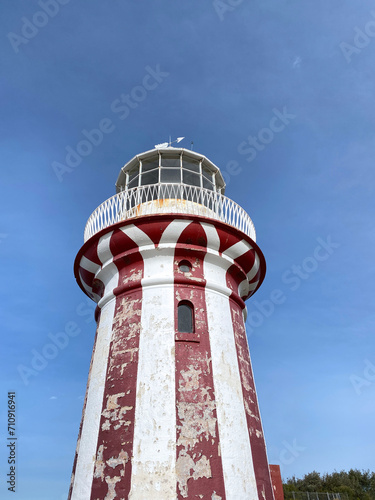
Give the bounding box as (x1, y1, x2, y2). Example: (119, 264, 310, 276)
(228, 297, 275, 500)
(84, 243, 102, 267)
(89, 246, 144, 499)
(174, 223, 226, 500)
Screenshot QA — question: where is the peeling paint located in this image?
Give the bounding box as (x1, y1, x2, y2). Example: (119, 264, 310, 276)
(94, 444, 106, 481)
(192, 455, 212, 480)
(176, 451, 212, 498)
(261, 483, 266, 499)
(102, 420, 111, 431)
(107, 392, 126, 410)
(122, 268, 142, 284)
(177, 400, 217, 449)
(104, 474, 121, 500)
(179, 366, 202, 392)
(106, 449, 129, 469)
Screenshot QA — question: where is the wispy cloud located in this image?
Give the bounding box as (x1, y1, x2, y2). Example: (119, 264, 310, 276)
(292, 56, 302, 69)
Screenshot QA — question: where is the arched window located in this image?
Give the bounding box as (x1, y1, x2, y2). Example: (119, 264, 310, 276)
(178, 301, 194, 333)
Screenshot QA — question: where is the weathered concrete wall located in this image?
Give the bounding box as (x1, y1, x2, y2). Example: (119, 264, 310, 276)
(71, 215, 272, 500)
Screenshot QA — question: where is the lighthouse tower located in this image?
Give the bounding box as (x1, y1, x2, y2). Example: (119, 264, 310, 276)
(69, 146, 274, 500)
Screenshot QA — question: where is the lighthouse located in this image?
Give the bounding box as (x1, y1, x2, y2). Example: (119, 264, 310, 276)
(69, 145, 275, 499)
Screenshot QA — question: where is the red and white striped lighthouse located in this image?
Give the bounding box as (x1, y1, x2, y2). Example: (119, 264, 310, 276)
(69, 146, 275, 500)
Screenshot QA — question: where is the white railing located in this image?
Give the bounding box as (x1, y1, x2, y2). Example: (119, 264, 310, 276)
(84, 184, 256, 242)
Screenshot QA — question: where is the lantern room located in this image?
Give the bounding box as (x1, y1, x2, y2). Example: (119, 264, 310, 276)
(115, 148, 226, 194)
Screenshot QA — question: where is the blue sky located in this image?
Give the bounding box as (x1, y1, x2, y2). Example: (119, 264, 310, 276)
(1, 1, 375, 498)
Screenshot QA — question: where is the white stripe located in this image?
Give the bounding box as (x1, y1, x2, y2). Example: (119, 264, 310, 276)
(78, 270, 101, 303)
(238, 278, 260, 298)
(238, 278, 250, 299)
(80, 255, 101, 275)
(129, 220, 190, 498)
(71, 298, 116, 499)
(120, 224, 154, 247)
(248, 280, 259, 292)
(224, 239, 251, 260)
(200, 221, 220, 251)
(97, 231, 119, 308)
(247, 253, 260, 282)
(97, 231, 114, 265)
(159, 219, 192, 245)
(202, 225, 258, 500)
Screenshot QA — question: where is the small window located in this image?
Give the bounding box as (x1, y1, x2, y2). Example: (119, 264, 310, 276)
(178, 302, 194, 333)
(179, 261, 191, 273)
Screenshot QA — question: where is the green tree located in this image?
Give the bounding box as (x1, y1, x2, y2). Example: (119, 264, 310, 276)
(283, 470, 375, 500)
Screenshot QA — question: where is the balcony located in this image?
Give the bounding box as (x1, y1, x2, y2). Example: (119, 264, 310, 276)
(83, 184, 256, 243)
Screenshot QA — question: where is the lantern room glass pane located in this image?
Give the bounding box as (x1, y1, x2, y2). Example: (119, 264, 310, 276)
(160, 168, 181, 183)
(178, 302, 194, 333)
(202, 164, 213, 180)
(161, 155, 180, 168)
(128, 176, 139, 188)
(183, 170, 200, 187)
(182, 158, 200, 172)
(128, 165, 139, 181)
(202, 176, 213, 190)
(141, 169, 159, 186)
(142, 158, 159, 173)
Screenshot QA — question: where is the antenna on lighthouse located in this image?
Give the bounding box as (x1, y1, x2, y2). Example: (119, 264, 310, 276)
(154, 136, 185, 149)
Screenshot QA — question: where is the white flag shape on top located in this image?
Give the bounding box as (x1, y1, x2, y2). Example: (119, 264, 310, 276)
(176, 137, 185, 143)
